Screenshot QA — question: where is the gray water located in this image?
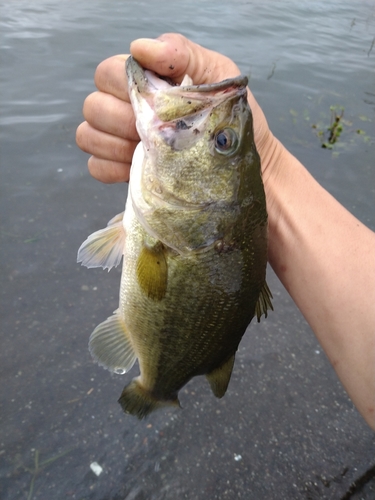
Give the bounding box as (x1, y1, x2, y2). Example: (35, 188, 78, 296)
(1, 1, 374, 499)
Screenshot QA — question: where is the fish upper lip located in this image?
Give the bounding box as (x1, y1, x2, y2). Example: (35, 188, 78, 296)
(168, 75, 248, 93)
(126, 56, 248, 94)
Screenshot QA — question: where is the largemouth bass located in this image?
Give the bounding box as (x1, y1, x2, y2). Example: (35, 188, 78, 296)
(78, 57, 272, 419)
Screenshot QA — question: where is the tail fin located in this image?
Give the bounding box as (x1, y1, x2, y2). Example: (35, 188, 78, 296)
(118, 379, 180, 420)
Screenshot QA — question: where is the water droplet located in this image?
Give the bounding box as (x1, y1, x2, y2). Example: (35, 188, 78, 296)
(114, 367, 126, 375)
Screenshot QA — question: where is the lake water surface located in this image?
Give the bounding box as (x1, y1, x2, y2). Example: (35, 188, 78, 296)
(1, 1, 374, 499)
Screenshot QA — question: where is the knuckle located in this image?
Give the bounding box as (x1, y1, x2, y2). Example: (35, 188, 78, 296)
(82, 92, 98, 121)
(75, 122, 87, 149)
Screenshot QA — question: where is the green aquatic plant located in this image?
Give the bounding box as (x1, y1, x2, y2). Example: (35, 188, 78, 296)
(311, 104, 372, 152)
(322, 105, 345, 149)
(311, 105, 345, 149)
(21, 448, 73, 500)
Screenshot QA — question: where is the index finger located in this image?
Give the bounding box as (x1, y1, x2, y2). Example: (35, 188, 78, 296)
(94, 54, 130, 101)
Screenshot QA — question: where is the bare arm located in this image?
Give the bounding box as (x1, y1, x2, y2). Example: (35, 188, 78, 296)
(76, 34, 375, 428)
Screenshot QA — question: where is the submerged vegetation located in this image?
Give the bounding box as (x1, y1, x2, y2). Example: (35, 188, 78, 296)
(319, 105, 345, 149)
(306, 104, 372, 151)
(13, 448, 72, 500)
(288, 102, 372, 152)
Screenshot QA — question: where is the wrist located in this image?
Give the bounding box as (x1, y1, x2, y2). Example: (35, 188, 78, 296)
(259, 136, 308, 272)
(259, 134, 293, 223)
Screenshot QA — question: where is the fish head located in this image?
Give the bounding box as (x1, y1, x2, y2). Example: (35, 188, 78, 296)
(126, 56, 260, 211)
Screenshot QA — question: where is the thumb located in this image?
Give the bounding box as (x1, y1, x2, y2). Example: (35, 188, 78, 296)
(130, 33, 274, 173)
(130, 33, 241, 85)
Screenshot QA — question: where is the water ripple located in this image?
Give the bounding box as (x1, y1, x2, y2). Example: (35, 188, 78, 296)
(0, 113, 67, 126)
(3, 30, 51, 39)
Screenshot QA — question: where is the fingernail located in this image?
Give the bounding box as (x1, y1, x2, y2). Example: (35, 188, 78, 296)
(134, 38, 163, 45)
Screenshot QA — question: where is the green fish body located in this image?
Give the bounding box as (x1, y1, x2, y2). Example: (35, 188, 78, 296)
(78, 57, 272, 419)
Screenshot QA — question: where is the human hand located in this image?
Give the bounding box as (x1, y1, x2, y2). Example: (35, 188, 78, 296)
(76, 33, 281, 183)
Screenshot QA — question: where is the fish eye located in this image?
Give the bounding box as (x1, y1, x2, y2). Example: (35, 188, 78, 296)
(214, 128, 238, 155)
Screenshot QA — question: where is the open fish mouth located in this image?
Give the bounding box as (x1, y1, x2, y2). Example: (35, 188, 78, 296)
(126, 56, 253, 232)
(126, 56, 248, 123)
(126, 55, 248, 95)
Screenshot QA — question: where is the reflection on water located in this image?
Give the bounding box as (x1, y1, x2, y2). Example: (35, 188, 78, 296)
(1, 113, 67, 126)
(0, 1, 374, 499)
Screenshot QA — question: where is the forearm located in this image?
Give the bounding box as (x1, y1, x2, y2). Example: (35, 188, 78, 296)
(264, 141, 375, 429)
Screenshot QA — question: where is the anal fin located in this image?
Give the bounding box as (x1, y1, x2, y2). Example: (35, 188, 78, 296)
(206, 355, 235, 398)
(255, 280, 273, 322)
(77, 212, 125, 271)
(89, 309, 137, 374)
(119, 379, 180, 420)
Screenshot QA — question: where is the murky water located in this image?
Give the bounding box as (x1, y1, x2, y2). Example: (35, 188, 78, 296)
(1, 1, 374, 499)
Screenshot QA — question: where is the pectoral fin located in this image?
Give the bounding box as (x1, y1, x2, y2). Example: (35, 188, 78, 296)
(206, 355, 235, 398)
(77, 212, 125, 271)
(89, 309, 137, 374)
(255, 281, 274, 322)
(136, 241, 168, 301)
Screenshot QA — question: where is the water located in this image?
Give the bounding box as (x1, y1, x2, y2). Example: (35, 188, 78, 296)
(1, 1, 374, 499)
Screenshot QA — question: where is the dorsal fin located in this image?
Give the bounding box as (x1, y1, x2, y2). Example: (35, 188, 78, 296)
(119, 379, 180, 420)
(255, 281, 273, 322)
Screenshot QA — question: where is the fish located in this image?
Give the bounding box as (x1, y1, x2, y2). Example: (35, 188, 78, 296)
(77, 56, 273, 419)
